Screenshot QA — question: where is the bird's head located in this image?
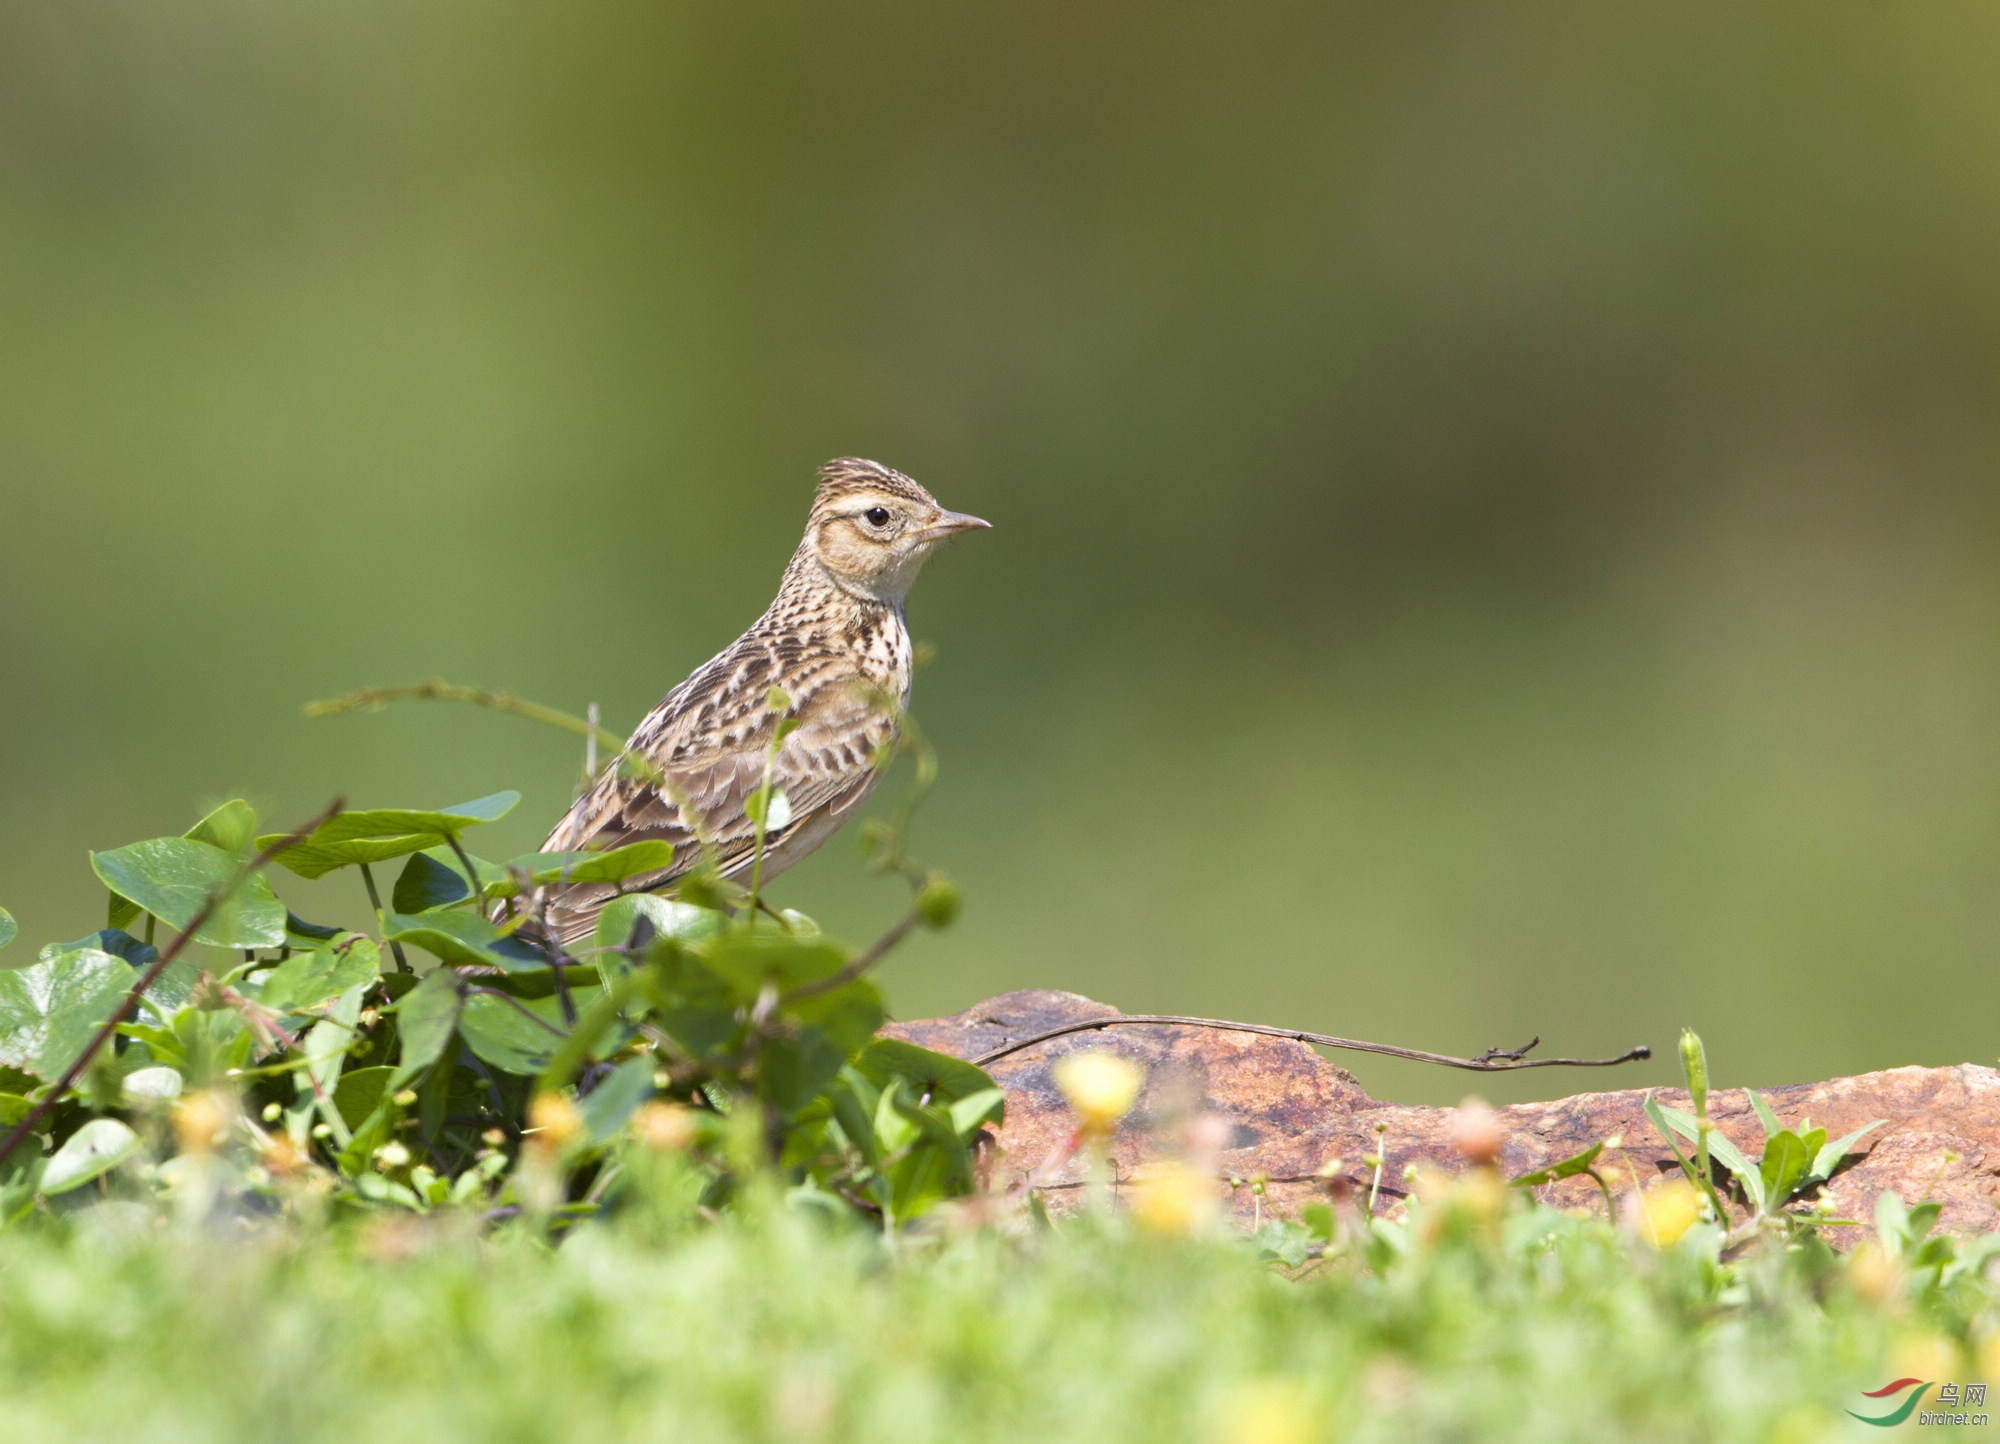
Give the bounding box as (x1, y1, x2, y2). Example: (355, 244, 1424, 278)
(805, 458, 990, 604)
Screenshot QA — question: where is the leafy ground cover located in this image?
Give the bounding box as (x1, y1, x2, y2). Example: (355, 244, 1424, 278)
(1, 692, 1996, 1441)
(0, 1159, 1994, 1443)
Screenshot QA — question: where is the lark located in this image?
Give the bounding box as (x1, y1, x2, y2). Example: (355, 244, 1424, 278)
(527, 458, 988, 946)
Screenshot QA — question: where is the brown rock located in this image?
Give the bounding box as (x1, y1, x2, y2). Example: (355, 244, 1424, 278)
(886, 989, 2000, 1240)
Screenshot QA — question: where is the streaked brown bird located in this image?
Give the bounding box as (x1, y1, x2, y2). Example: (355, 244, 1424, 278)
(527, 458, 988, 946)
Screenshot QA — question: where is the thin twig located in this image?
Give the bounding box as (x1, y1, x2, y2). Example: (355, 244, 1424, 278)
(463, 985, 571, 1039)
(971, 1015, 1651, 1073)
(0, 797, 345, 1172)
(780, 904, 922, 1005)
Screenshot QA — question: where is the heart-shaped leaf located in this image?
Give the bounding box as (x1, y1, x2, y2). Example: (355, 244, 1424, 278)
(389, 968, 462, 1088)
(698, 930, 848, 1001)
(90, 837, 286, 949)
(853, 1039, 1000, 1110)
(458, 992, 566, 1074)
(255, 937, 381, 1015)
(384, 913, 548, 973)
(0, 948, 136, 1080)
(257, 793, 520, 879)
(506, 841, 679, 889)
(185, 799, 259, 856)
(43, 928, 192, 1024)
(39, 1118, 140, 1195)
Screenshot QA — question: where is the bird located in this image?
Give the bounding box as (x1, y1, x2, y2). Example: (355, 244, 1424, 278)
(522, 458, 989, 948)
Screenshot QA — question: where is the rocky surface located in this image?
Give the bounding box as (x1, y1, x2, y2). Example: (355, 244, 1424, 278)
(886, 989, 2000, 1240)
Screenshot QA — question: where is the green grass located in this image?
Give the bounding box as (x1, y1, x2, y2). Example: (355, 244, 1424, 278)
(0, 1161, 1987, 1444)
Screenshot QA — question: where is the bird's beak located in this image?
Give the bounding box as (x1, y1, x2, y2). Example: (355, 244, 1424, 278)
(918, 510, 992, 542)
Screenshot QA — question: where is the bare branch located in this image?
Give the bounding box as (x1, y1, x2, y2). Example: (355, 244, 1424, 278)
(971, 1014, 1651, 1073)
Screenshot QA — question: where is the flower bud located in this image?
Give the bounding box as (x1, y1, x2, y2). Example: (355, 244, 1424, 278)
(1447, 1096, 1506, 1167)
(915, 873, 961, 929)
(1678, 1029, 1709, 1117)
(1053, 1050, 1144, 1133)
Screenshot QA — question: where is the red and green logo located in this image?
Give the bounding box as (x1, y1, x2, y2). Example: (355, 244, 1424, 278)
(1848, 1379, 1932, 1427)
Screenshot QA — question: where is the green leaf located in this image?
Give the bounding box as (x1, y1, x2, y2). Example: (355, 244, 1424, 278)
(786, 980, 886, 1054)
(508, 842, 679, 889)
(0, 907, 14, 951)
(948, 1087, 1007, 1139)
(185, 799, 259, 856)
(0, 948, 135, 1080)
(580, 1056, 655, 1143)
(257, 792, 520, 880)
(1746, 1090, 1782, 1140)
(262, 833, 439, 881)
(853, 1039, 1000, 1110)
(389, 969, 461, 1088)
(1651, 1102, 1701, 1142)
(1758, 1129, 1812, 1209)
(285, 912, 344, 943)
(90, 837, 286, 949)
(594, 895, 723, 962)
(699, 930, 848, 1001)
(121, 1066, 182, 1104)
(757, 1029, 848, 1115)
(296, 983, 368, 1147)
(333, 1066, 395, 1132)
(0, 1093, 31, 1125)
(1811, 1120, 1884, 1181)
(393, 847, 512, 912)
(106, 892, 142, 932)
(39, 929, 192, 1023)
(458, 992, 566, 1074)
(40, 1118, 141, 1194)
(256, 937, 381, 1016)
(1703, 1131, 1765, 1213)
(384, 912, 547, 973)
(1511, 1141, 1606, 1188)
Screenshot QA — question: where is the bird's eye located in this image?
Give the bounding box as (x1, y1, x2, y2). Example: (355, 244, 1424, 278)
(864, 506, 891, 528)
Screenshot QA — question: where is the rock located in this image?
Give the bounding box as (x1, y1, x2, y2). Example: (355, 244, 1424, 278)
(885, 989, 2000, 1240)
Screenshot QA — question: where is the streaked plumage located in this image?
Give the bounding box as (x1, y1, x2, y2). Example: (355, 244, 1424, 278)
(525, 458, 987, 946)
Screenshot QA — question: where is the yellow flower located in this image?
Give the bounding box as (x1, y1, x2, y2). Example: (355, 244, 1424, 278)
(1846, 1242, 1901, 1306)
(171, 1090, 234, 1156)
(1213, 1377, 1318, 1444)
(1054, 1050, 1144, 1133)
(1634, 1177, 1702, 1246)
(525, 1092, 584, 1156)
(1132, 1159, 1218, 1237)
(631, 1101, 699, 1152)
(1890, 1330, 1961, 1387)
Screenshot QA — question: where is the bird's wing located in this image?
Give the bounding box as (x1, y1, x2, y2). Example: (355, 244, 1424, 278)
(528, 662, 898, 945)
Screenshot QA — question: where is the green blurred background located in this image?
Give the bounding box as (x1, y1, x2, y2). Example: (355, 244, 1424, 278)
(4, 3, 1998, 1104)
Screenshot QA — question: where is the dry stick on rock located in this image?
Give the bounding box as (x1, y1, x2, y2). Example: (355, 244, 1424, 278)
(0, 796, 346, 1172)
(971, 1015, 1651, 1073)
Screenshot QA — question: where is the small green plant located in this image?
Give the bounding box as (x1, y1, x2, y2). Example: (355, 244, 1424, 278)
(0, 682, 998, 1234)
(1644, 1027, 1883, 1245)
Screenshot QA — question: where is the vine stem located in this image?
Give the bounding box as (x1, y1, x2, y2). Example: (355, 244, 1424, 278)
(0, 797, 345, 1172)
(971, 1015, 1651, 1073)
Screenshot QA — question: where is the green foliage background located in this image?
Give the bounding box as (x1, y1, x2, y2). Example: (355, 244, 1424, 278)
(6, 3, 2000, 1102)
